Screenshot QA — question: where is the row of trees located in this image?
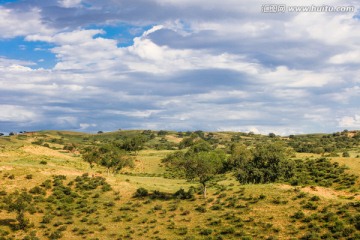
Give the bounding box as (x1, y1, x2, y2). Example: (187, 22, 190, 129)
(163, 140, 297, 197)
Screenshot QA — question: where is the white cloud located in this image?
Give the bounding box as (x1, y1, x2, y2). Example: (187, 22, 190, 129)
(59, 0, 82, 8)
(79, 123, 97, 129)
(0, 7, 54, 38)
(261, 66, 338, 88)
(338, 115, 360, 128)
(0, 0, 359, 134)
(0, 105, 38, 122)
(329, 51, 360, 64)
(105, 110, 162, 118)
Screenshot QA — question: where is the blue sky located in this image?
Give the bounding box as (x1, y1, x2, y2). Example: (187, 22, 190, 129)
(0, 0, 359, 135)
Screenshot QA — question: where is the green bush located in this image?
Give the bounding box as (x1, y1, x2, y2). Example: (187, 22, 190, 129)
(173, 188, 194, 200)
(133, 188, 149, 198)
(195, 205, 207, 213)
(292, 211, 305, 219)
(199, 228, 213, 235)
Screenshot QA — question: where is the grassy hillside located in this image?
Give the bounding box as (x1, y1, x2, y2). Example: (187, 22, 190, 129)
(0, 130, 359, 239)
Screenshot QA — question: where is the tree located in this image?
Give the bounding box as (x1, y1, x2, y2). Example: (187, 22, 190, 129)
(235, 142, 295, 184)
(226, 144, 253, 170)
(182, 151, 225, 198)
(121, 135, 146, 155)
(81, 144, 133, 175)
(81, 146, 100, 169)
(99, 144, 133, 175)
(168, 150, 225, 198)
(268, 132, 276, 138)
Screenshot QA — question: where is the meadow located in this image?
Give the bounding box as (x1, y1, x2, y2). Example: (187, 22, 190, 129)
(0, 130, 359, 240)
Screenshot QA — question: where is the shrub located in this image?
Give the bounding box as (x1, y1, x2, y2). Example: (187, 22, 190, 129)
(29, 186, 46, 195)
(133, 188, 149, 198)
(200, 228, 213, 235)
(259, 194, 266, 200)
(49, 230, 63, 239)
(292, 211, 305, 219)
(220, 227, 235, 234)
(342, 152, 350, 157)
(302, 202, 318, 210)
(195, 205, 207, 213)
(173, 188, 194, 200)
(41, 180, 52, 189)
(309, 196, 320, 201)
(25, 174, 33, 180)
(150, 190, 171, 200)
(352, 214, 360, 230)
(153, 204, 162, 210)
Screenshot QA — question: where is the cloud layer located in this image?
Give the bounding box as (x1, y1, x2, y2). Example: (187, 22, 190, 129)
(0, 0, 359, 135)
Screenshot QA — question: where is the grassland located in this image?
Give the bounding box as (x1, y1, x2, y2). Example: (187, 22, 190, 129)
(0, 130, 359, 239)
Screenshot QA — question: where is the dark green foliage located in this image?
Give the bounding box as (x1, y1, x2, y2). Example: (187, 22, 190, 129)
(29, 186, 46, 195)
(309, 196, 320, 201)
(22, 231, 40, 240)
(236, 142, 295, 184)
(178, 137, 196, 149)
(343, 152, 350, 157)
(133, 188, 149, 198)
(173, 188, 194, 200)
(150, 190, 172, 200)
(352, 214, 360, 230)
(291, 202, 360, 239)
(81, 144, 134, 173)
(41, 180, 52, 189)
(75, 173, 111, 192)
(48, 230, 63, 239)
(289, 158, 357, 188)
(164, 147, 225, 198)
(292, 211, 305, 219)
(25, 174, 33, 180)
(195, 205, 207, 213)
(4, 190, 33, 230)
(157, 130, 168, 136)
(288, 132, 360, 154)
(63, 143, 76, 152)
(302, 201, 318, 210)
(121, 135, 147, 154)
(187, 140, 213, 154)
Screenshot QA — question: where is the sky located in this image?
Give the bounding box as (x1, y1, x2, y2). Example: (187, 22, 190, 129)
(0, 0, 359, 135)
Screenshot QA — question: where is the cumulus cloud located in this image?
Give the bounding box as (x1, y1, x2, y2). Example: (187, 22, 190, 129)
(0, 0, 359, 134)
(338, 115, 360, 128)
(0, 7, 54, 38)
(0, 105, 38, 122)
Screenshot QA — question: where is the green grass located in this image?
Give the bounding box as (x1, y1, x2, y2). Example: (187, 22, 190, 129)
(0, 130, 359, 239)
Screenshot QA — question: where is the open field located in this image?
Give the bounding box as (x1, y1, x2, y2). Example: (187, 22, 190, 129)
(0, 130, 359, 239)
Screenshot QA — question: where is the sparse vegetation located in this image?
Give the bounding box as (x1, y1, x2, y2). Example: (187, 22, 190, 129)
(0, 129, 359, 239)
